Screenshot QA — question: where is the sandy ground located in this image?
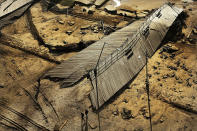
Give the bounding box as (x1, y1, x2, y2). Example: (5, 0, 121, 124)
(105, 0, 168, 10)
(0, 0, 197, 131)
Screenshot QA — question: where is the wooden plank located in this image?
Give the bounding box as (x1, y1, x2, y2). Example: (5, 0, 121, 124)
(0, 0, 33, 18)
(0, 0, 34, 29)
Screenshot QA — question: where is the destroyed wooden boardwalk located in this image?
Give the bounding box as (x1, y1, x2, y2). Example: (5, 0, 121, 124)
(44, 3, 182, 109)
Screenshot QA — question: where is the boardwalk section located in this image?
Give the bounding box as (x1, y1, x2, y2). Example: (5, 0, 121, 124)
(44, 19, 145, 87)
(0, 0, 34, 29)
(89, 4, 183, 109)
